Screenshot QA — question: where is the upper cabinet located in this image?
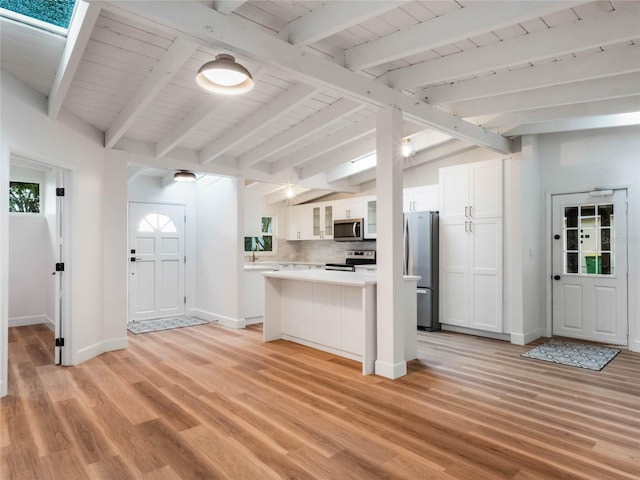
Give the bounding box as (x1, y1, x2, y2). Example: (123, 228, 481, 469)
(439, 160, 502, 219)
(403, 185, 439, 212)
(312, 202, 333, 239)
(244, 188, 263, 236)
(287, 202, 334, 240)
(333, 197, 365, 220)
(287, 204, 312, 240)
(363, 196, 376, 240)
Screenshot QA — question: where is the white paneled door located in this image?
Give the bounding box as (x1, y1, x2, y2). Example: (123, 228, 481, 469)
(129, 203, 185, 321)
(552, 190, 627, 345)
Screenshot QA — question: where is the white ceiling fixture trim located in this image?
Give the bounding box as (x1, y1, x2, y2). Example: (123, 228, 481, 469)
(237, 98, 364, 170)
(386, 5, 640, 91)
(345, 0, 588, 71)
(98, 1, 512, 154)
(48, 1, 101, 118)
(287, 0, 407, 46)
(105, 37, 198, 149)
(199, 83, 318, 164)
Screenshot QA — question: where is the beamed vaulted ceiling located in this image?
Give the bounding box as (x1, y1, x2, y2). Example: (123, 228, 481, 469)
(2, 1, 639, 201)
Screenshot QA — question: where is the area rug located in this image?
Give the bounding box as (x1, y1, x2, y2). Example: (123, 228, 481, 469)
(521, 339, 620, 371)
(127, 316, 208, 335)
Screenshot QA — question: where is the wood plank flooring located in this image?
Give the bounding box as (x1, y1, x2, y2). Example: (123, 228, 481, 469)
(2, 322, 639, 479)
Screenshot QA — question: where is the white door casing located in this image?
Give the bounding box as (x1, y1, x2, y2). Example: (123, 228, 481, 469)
(552, 190, 628, 345)
(129, 202, 185, 321)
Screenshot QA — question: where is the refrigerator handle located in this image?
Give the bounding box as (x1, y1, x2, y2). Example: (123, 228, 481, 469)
(403, 216, 409, 275)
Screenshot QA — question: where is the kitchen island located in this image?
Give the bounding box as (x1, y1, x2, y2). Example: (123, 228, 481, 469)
(262, 269, 419, 375)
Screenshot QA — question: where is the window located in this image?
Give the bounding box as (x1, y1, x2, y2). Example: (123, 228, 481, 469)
(563, 203, 614, 275)
(0, 0, 77, 30)
(244, 215, 276, 256)
(138, 213, 177, 233)
(9, 181, 40, 213)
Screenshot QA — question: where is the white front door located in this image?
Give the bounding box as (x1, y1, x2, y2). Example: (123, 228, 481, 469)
(552, 190, 627, 345)
(129, 202, 185, 321)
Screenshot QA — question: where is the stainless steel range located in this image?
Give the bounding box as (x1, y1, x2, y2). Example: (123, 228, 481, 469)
(325, 250, 376, 272)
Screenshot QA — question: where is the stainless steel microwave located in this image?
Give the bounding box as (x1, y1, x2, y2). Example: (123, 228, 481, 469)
(333, 218, 364, 242)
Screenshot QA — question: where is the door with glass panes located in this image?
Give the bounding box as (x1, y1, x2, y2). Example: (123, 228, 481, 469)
(129, 202, 185, 321)
(552, 190, 627, 344)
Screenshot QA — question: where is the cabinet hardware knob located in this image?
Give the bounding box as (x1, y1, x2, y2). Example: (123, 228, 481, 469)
(553, 275, 561, 280)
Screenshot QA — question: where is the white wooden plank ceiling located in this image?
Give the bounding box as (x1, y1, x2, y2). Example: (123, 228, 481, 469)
(1, 0, 638, 199)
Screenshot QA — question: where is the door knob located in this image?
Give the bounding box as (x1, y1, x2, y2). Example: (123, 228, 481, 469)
(553, 275, 561, 280)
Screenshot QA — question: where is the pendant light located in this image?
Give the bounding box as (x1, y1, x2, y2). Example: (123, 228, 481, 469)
(195, 54, 254, 95)
(402, 138, 414, 158)
(173, 170, 196, 182)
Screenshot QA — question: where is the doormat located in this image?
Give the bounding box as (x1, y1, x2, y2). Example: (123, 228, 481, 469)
(127, 316, 208, 335)
(521, 339, 620, 371)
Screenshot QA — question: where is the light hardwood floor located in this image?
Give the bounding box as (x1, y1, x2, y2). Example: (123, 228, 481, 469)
(2, 322, 639, 479)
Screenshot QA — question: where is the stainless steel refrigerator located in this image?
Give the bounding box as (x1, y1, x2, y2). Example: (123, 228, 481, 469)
(403, 211, 440, 331)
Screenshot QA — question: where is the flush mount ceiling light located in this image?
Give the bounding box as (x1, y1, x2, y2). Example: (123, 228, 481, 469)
(173, 170, 196, 182)
(195, 54, 254, 95)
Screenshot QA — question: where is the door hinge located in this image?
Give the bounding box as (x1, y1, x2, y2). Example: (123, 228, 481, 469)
(55, 263, 65, 272)
(55, 338, 65, 347)
(56, 188, 65, 197)
(184, 296, 187, 304)
(184, 256, 186, 263)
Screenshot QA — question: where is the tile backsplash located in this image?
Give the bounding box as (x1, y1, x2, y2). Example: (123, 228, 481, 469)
(274, 238, 376, 263)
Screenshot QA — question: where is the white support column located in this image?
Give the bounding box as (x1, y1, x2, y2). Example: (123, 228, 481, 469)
(374, 106, 406, 379)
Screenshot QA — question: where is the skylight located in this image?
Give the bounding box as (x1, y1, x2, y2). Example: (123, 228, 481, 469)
(0, 0, 77, 34)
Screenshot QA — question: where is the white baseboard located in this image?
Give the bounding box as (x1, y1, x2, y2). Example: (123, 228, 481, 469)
(630, 338, 640, 353)
(0, 379, 5, 398)
(511, 328, 546, 346)
(441, 324, 511, 342)
(188, 308, 244, 329)
(374, 359, 407, 379)
(8, 314, 48, 328)
(75, 337, 129, 365)
(245, 317, 263, 326)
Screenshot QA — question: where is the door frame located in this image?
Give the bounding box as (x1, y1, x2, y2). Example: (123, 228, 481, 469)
(127, 200, 188, 322)
(545, 185, 633, 346)
(1, 147, 74, 396)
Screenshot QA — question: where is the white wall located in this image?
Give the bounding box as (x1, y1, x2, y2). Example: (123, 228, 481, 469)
(534, 126, 640, 351)
(193, 176, 243, 327)
(1, 70, 128, 396)
(8, 166, 52, 327)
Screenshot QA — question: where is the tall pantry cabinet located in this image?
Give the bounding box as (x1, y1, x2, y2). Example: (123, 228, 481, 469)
(439, 159, 503, 333)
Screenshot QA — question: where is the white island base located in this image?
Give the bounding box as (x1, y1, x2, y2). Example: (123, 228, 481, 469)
(263, 270, 419, 375)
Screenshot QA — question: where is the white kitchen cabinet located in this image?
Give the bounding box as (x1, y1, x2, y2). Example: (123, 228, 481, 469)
(333, 197, 364, 220)
(403, 185, 439, 212)
(363, 196, 377, 239)
(244, 268, 272, 321)
(439, 159, 503, 333)
(311, 202, 333, 239)
(439, 159, 502, 219)
(286, 204, 312, 240)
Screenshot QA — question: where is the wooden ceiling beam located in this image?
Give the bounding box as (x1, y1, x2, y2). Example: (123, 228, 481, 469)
(237, 98, 364, 170)
(418, 45, 640, 105)
(287, 1, 406, 46)
(199, 83, 318, 164)
(99, 1, 513, 154)
(48, 1, 101, 118)
(385, 4, 640, 91)
(345, 1, 587, 71)
(105, 38, 197, 148)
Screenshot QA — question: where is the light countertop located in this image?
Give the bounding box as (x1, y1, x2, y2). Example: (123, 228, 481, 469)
(263, 269, 419, 287)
